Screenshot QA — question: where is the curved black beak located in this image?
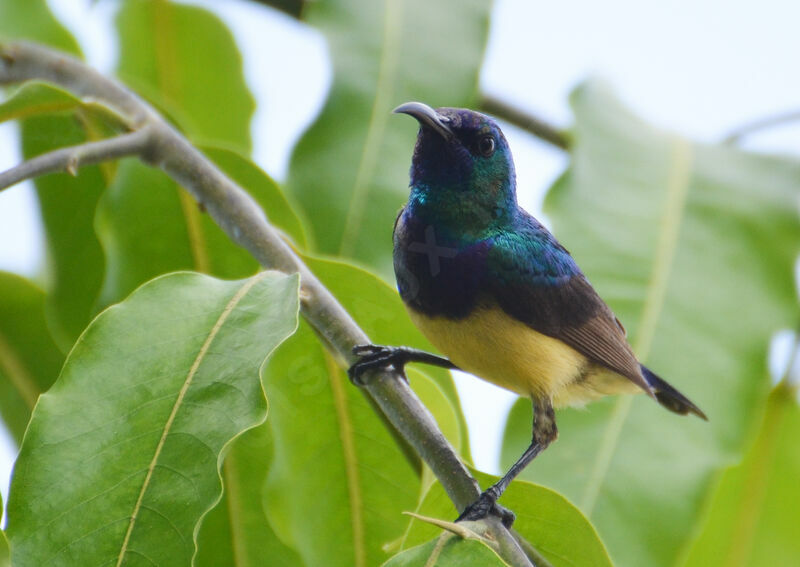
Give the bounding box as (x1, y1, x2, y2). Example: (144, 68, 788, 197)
(393, 101, 453, 141)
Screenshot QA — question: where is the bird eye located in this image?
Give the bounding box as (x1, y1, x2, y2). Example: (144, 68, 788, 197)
(477, 135, 495, 157)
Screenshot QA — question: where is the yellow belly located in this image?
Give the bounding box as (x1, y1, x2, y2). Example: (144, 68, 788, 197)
(407, 305, 639, 407)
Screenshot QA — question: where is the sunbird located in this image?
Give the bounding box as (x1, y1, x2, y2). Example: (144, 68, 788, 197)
(349, 102, 706, 526)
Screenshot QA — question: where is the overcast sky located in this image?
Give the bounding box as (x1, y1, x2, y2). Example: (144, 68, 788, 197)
(1, 0, 799, 495)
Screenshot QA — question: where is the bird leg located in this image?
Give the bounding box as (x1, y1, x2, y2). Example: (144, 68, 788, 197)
(347, 344, 458, 386)
(457, 397, 557, 527)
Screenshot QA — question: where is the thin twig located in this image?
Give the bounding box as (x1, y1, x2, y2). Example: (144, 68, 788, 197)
(480, 94, 570, 151)
(0, 128, 152, 192)
(0, 41, 534, 567)
(723, 109, 800, 145)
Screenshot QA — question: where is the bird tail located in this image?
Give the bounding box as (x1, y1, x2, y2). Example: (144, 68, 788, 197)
(641, 365, 707, 420)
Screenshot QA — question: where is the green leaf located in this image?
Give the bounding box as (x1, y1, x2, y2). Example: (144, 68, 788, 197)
(6, 271, 300, 565)
(263, 255, 468, 567)
(0, 272, 63, 444)
(96, 148, 305, 307)
(116, 0, 254, 153)
(383, 536, 509, 567)
(0, 82, 81, 124)
(0, 492, 8, 567)
(682, 383, 800, 567)
(503, 81, 800, 566)
(195, 424, 303, 567)
(305, 255, 469, 456)
(264, 320, 420, 567)
(402, 469, 612, 567)
(288, 0, 492, 276)
(22, 114, 109, 351)
(0, 0, 80, 54)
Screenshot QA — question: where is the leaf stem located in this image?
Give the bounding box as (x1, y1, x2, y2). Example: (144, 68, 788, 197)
(0, 40, 535, 567)
(723, 108, 800, 145)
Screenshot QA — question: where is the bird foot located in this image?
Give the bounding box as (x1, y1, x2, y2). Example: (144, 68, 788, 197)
(456, 489, 516, 528)
(347, 344, 410, 386)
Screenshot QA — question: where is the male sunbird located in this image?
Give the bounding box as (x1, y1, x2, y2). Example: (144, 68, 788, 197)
(349, 102, 706, 526)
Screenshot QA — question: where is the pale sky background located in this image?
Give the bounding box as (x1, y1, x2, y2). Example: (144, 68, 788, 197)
(1, 0, 800, 502)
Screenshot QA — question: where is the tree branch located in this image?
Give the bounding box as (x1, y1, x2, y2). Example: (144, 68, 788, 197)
(0, 41, 534, 567)
(479, 94, 570, 151)
(723, 108, 800, 145)
(0, 128, 152, 192)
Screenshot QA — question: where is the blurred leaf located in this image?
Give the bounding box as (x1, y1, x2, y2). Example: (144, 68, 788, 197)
(195, 424, 303, 567)
(0, 0, 80, 54)
(116, 0, 254, 153)
(263, 255, 468, 567)
(6, 271, 300, 565)
(402, 469, 613, 567)
(1, 2, 96, 350)
(383, 536, 508, 567)
(288, 0, 491, 276)
(0, 272, 63, 444)
(503, 81, 800, 566)
(96, 147, 305, 307)
(682, 383, 800, 567)
(22, 114, 108, 350)
(0, 492, 7, 567)
(0, 82, 80, 123)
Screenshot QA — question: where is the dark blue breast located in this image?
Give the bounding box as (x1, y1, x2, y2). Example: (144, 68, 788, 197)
(393, 210, 489, 319)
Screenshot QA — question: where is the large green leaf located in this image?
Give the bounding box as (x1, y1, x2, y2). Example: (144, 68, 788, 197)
(502, 82, 800, 566)
(0, 0, 80, 54)
(287, 0, 491, 276)
(263, 256, 468, 567)
(401, 469, 613, 567)
(195, 424, 303, 567)
(682, 383, 800, 567)
(383, 536, 509, 567)
(0, 272, 63, 444)
(96, 147, 305, 307)
(6, 271, 300, 565)
(22, 114, 109, 350)
(116, 0, 254, 153)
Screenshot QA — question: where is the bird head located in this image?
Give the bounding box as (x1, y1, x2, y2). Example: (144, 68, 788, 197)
(394, 101, 517, 229)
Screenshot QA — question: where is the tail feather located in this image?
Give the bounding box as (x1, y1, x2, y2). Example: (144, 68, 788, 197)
(641, 365, 707, 420)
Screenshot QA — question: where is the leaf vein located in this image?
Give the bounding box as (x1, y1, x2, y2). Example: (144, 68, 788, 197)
(114, 274, 266, 565)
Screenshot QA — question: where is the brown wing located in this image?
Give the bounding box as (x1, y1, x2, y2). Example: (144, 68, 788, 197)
(487, 256, 654, 397)
(556, 289, 654, 396)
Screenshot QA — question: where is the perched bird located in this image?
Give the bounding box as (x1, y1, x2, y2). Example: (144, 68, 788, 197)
(349, 101, 706, 525)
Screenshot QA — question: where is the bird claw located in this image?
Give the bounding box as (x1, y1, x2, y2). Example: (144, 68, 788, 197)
(347, 344, 410, 386)
(456, 490, 516, 528)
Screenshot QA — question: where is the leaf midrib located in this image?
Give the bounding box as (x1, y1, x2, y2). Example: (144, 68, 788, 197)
(338, 0, 403, 256)
(115, 274, 265, 565)
(324, 350, 366, 567)
(579, 137, 693, 515)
